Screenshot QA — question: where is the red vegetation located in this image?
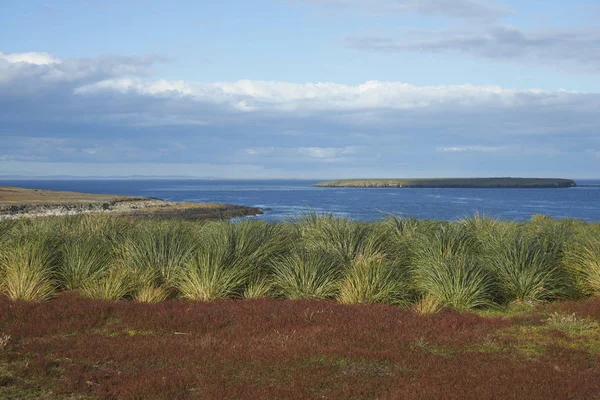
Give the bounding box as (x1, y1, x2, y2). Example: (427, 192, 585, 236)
(551, 295, 600, 320)
(2, 293, 600, 399)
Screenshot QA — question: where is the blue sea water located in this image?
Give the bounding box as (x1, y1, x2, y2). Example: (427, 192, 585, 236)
(1, 179, 600, 222)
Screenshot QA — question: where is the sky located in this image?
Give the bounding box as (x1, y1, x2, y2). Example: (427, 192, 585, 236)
(0, 0, 599, 179)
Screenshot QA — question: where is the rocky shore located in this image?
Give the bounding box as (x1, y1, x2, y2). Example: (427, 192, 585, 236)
(0, 186, 261, 221)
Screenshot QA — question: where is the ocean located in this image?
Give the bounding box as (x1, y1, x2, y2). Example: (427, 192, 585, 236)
(2, 179, 600, 222)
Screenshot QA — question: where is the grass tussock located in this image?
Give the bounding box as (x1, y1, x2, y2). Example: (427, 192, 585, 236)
(487, 235, 573, 303)
(0, 243, 57, 301)
(271, 250, 341, 299)
(338, 253, 412, 306)
(412, 225, 494, 311)
(177, 250, 249, 301)
(566, 238, 600, 295)
(0, 212, 598, 309)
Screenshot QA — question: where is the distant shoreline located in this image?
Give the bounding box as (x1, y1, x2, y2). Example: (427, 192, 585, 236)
(314, 178, 577, 189)
(0, 186, 261, 221)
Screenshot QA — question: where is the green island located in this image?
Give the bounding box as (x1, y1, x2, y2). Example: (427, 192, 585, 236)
(3, 187, 600, 399)
(314, 177, 577, 188)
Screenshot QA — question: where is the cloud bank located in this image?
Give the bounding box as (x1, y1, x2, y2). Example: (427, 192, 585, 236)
(286, 0, 511, 20)
(0, 51, 599, 178)
(345, 26, 600, 74)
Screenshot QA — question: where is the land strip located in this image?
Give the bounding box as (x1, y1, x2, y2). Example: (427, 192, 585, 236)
(314, 178, 577, 188)
(0, 186, 260, 221)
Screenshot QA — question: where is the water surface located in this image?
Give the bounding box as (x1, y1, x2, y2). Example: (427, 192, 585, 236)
(1, 179, 599, 222)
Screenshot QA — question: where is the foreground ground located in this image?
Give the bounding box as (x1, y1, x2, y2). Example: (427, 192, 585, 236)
(2, 294, 600, 399)
(0, 186, 260, 221)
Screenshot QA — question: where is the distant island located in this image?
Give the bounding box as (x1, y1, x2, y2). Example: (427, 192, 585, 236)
(314, 178, 577, 188)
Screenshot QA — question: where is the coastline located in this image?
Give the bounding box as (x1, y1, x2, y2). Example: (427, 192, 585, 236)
(0, 186, 261, 221)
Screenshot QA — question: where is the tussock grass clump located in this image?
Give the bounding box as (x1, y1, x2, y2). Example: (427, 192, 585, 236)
(121, 222, 197, 299)
(176, 221, 288, 301)
(80, 267, 133, 301)
(415, 254, 495, 311)
(487, 235, 574, 303)
(134, 284, 170, 303)
(59, 236, 114, 291)
(177, 250, 248, 301)
(413, 225, 494, 311)
(0, 243, 57, 301)
(338, 253, 412, 306)
(271, 250, 341, 299)
(412, 294, 444, 315)
(243, 277, 273, 299)
(566, 238, 600, 295)
(297, 213, 380, 266)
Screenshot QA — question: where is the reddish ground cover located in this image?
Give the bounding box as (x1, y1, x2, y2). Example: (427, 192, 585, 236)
(2, 293, 600, 399)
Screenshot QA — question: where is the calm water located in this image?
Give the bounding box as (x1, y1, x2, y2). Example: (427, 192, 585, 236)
(2, 179, 600, 222)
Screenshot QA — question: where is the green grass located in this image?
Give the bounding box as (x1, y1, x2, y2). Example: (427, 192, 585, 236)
(486, 235, 574, 303)
(0, 212, 598, 310)
(0, 241, 57, 301)
(412, 225, 495, 311)
(338, 253, 412, 306)
(271, 250, 341, 299)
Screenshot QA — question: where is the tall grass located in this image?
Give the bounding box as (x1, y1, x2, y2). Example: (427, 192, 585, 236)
(412, 225, 495, 311)
(567, 238, 600, 295)
(271, 250, 341, 299)
(59, 236, 114, 291)
(120, 222, 197, 301)
(0, 213, 598, 309)
(338, 253, 412, 306)
(79, 266, 134, 301)
(0, 243, 57, 301)
(486, 234, 574, 303)
(175, 221, 277, 301)
(297, 213, 380, 266)
(177, 249, 249, 301)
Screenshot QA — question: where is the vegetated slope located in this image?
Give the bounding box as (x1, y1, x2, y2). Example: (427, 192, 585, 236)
(314, 178, 577, 188)
(0, 186, 260, 220)
(0, 186, 137, 204)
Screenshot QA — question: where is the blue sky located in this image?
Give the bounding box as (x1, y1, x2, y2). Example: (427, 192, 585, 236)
(1, 0, 599, 178)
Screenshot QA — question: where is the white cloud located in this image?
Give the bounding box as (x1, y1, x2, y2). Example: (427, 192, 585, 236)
(298, 146, 358, 159)
(437, 145, 506, 153)
(244, 147, 276, 156)
(70, 77, 583, 113)
(1, 50, 591, 118)
(0, 51, 61, 65)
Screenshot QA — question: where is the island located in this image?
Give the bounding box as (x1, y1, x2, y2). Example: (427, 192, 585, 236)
(0, 186, 261, 221)
(314, 178, 577, 188)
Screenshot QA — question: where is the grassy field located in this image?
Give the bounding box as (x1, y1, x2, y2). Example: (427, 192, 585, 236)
(1, 212, 600, 398)
(0, 186, 139, 204)
(314, 178, 577, 188)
